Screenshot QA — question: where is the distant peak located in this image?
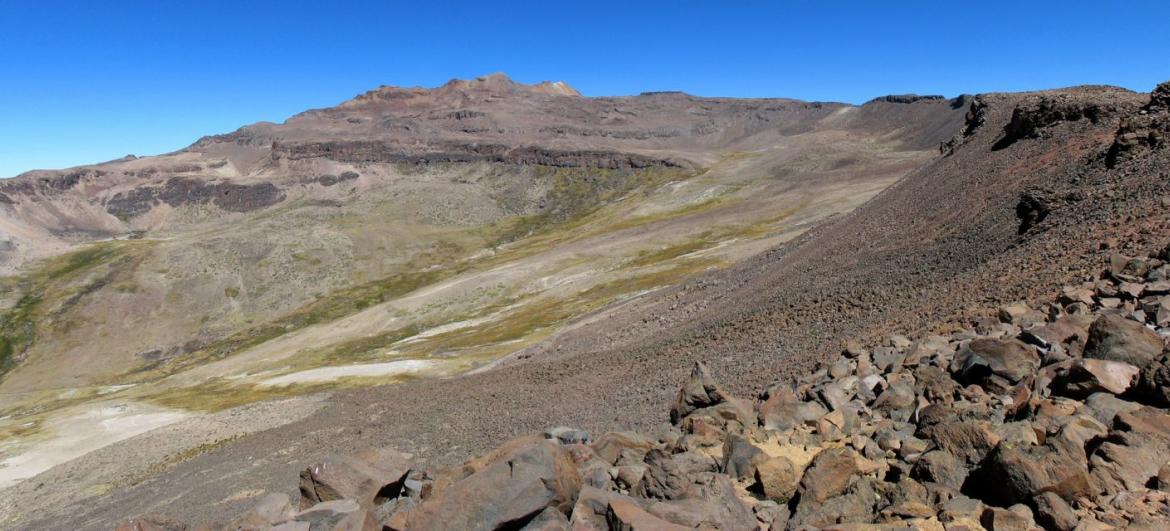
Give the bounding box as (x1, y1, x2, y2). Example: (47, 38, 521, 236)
(439, 73, 581, 97)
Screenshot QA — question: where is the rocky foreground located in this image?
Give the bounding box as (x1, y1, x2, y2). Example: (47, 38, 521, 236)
(114, 243, 1170, 530)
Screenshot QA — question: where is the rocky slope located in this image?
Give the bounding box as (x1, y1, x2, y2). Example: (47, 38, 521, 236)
(4, 79, 1168, 529)
(119, 248, 1170, 530)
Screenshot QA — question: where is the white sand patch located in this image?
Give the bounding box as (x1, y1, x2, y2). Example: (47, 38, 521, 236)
(257, 359, 434, 387)
(394, 316, 496, 345)
(0, 402, 188, 489)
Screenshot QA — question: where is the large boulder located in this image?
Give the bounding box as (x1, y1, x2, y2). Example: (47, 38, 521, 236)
(298, 447, 412, 509)
(973, 443, 1094, 506)
(796, 447, 866, 504)
(638, 449, 717, 500)
(1083, 314, 1164, 367)
(1050, 359, 1140, 398)
(670, 362, 753, 429)
(951, 338, 1040, 385)
(1090, 407, 1170, 494)
(670, 361, 729, 423)
(400, 440, 581, 530)
(606, 499, 688, 531)
(755, 456, 801, 503)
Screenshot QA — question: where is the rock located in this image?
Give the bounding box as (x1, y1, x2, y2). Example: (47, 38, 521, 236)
(951, 338, 1040, 385)
(759, 387, 828, 431)
(938, 495, 985, 524)
(606, 499, 689, 531)
(230, 492, 296, 530)
(1083, 314, 1163, 367)
(591, 432, 657, 465)
(1033, 491, 1079, 531)
(975, 442, 1094, 506)
(544, 426, 590, 445)
(568, 487, 640, 529)
(614, 465, 647, 490)
(1084, 392, 1143, 427)
(1051, 359, 1140, 398)
(298, 448, 411, 509)
(755, 456, 801, 503)
(519, 506, 570, 530)
(1137, 354, 1170, 406)
(643, 475, 756, 529)
(999, 302, 1045, 327)
(293, 499, 362, 530)
(981, 504, 1037, 531)
(721, 434, 767, 480)
(790, 475, 882, 528)
(995, 421, 1040, 446)
(918, 419, 1002, 465)
(402, 440, 580, 530)
(873, 346, 907, 373)
(638, 449, 717, 500)
(912, 450, 968, 490)
(1090, 407, 1170, 493)
(872, 379, 917, 422)
(670, 361, 730, 424)
(797, 447, 864, 503)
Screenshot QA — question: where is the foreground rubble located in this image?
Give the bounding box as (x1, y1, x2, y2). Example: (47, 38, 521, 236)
(120, 246, 1170, 530)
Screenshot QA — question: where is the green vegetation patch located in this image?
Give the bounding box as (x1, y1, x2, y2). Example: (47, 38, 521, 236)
(0, 240, 154, 380)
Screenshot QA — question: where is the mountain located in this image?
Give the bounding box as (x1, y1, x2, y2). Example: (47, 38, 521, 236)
(20, 75, 1170, 529)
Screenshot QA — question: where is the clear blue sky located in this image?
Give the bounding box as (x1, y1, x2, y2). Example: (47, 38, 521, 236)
(2, 0, 1168, 178)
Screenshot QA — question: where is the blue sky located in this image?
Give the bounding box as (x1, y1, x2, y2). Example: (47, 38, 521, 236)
(1, 1, 1168, 178)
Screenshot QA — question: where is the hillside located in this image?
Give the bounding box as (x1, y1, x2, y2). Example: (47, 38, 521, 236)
(4, 77, 1166, 530)
(0, 74, 966, 510)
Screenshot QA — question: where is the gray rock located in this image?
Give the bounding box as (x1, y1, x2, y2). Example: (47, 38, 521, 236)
(1083, 313, 1164, 367)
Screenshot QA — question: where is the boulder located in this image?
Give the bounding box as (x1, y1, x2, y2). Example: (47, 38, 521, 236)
(402, 440, 581, 530)
(643, 475, 756, 530)
(1137, 354, 1170, 406)
(980, 504, 1038, 531)
(568, 487, 640, 530)
(298, 447, 411, 509)
(1051, 359, 1140, 398)
(1090, 407, 1170, 493)
(519, 506, 570, 530)
(951, 338, 1040, 385)
(797, 447, 865, 504)
(974, 443, 1094, 506)
(591, 431, 657, 465)
(759, 386, 827, 431)
(911, 450, 968, 490)
(721, 434, 767, 480)
(755, 455, 801, 503)
(670, 361, 729, 423)
(293, 499, 362, 530)
(1033, 491, 1079, 531)
(790, 475, 882, 528)
(606, 499, 689, 531)
(1083, 314, 1163, 367)
(230, 492, 296, 530)
(1084, 392, 1143, 427)
(638, 449, 717, 500)
(918, 419, 1001, 465)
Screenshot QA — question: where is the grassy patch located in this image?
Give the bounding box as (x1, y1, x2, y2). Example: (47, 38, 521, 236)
(0, 241, 154, 380)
